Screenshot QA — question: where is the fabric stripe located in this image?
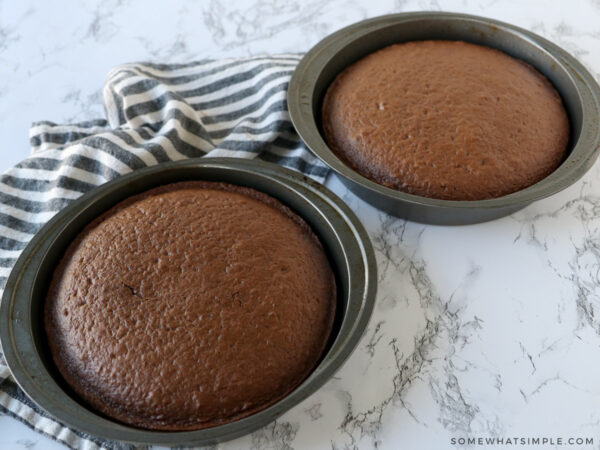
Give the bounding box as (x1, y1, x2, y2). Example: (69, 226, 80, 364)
(17, 155, 122, 181)
(0, 378, 138, 450)
(111, 56, 300, 89)
(118, 60, 296, 98)
(126, 94, 289, 136)
(29, 121, 110, 153)
(121, 67, 293, 117)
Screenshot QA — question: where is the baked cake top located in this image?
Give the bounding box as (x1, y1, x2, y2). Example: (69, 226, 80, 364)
(322, 40, 569, 200)
(45, 181, 336, 430)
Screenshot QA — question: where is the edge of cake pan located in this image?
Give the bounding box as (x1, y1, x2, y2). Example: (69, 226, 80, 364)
(288, 12, 600, 225)
(0, 157, 377, 446)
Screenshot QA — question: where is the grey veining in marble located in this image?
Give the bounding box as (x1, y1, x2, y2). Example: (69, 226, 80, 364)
(2, 0, 600, 449)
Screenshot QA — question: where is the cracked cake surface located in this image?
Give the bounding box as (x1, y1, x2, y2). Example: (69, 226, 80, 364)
(45, 181, 336, 430)
(321, 40, 570, 200)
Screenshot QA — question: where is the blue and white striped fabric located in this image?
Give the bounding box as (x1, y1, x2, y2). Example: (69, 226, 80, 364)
(0, 55, 329, 450)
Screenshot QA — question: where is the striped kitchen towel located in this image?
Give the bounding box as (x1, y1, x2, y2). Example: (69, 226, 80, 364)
(0, 55, 328, 450)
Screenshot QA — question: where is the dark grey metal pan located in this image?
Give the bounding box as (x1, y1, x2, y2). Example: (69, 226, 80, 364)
(288, 12, 600, 225)
(0, 158, 376, 446)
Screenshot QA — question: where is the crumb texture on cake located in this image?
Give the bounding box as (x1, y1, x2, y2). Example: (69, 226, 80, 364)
(45, 181, 336, 431)
(321, 40, 570, 200)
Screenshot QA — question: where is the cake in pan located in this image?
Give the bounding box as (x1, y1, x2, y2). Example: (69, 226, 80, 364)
(45, 181, 336, 431)
(321, 40, 569, 200)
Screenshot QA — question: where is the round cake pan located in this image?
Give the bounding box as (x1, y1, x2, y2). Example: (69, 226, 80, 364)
(0, 158, 376, 446)
(288, 12, 600, 225)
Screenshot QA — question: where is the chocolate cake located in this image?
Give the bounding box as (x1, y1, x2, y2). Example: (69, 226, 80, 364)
(321, 40, 570, 200)
(45, 181, 336, 431)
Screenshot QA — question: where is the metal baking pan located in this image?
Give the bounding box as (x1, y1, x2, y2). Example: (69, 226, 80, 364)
(288, 12, 600, 225)
(0, 158, 376, 446)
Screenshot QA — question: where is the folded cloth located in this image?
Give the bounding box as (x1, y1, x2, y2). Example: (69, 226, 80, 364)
(0, 55, 328, 450)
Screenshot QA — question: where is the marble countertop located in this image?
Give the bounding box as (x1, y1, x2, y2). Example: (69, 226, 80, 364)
(2, 0, 600, 449)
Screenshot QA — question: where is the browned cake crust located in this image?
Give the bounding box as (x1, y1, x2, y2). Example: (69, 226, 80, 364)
(45, 181, 336, 431)
(321, 40, 570, 200)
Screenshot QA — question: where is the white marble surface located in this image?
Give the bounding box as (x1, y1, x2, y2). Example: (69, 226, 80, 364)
(2, 0, 600, 449)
